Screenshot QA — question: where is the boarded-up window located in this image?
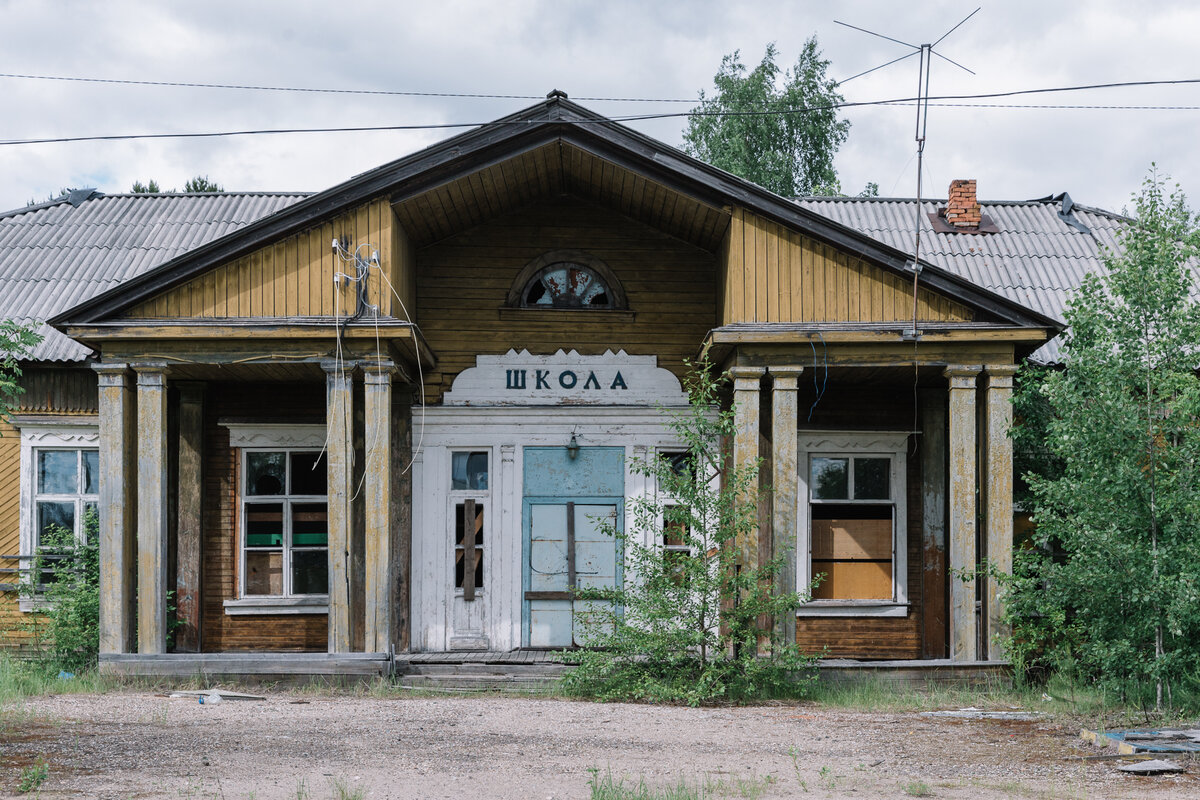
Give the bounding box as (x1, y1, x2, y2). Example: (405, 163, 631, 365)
(450, 451, 488, 600)
(807, 454, 896, 601)
(241, 450, 328, 598)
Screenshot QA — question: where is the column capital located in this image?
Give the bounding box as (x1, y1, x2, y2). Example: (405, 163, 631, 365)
(729, 365, 766, 391)
(363, 360, 397, 384)
(769, 365, 804, 391)
(985, 364, 1018, 389)
(321, 358, 358, 376)
(943, 364, 981, 390)
(134, 362, 169, 387)
(93, 363, 130, 387)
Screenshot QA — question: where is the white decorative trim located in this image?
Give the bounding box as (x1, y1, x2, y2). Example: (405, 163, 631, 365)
(797, 429, 912, 617)
(223, 597, 329, 615)
(15, 423, 100, 613)
(222, 423, 326, 449)
(442, 349, 689, 407)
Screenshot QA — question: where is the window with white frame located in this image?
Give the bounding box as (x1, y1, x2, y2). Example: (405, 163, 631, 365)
(450, 451, 488, 599)
(241, 450, 329, 599)
(658, 451, 695, 576)
(798, 431, 909, 616)
(222, 423, 330, 614)
(17, 425, 100, 610)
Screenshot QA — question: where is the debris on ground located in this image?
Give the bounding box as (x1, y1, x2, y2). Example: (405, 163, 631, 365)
(1116, 759, 1185, 775)
(1081, 728, 1200, 754)
(168, 689, 267, 701)
(920, 707, 1044, 721)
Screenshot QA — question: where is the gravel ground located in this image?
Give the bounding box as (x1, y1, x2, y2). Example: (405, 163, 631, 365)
(2, 689, 1198, 799)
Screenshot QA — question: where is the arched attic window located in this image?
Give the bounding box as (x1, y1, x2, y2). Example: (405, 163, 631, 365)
(506, 250, 627, 310)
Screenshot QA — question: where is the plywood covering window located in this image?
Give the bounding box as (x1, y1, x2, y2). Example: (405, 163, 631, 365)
(240, 450, 329, 601)
(451, 451, 488, 599)
(798, 432, 909, 617)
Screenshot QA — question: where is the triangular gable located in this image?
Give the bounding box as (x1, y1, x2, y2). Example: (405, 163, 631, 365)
(51, 93, 1059, 332)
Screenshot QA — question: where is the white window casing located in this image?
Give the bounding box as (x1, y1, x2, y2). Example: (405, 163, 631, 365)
(797, 430, 910, 617)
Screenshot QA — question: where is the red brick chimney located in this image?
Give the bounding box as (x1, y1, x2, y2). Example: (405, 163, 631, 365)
(945, 179, 981, 228)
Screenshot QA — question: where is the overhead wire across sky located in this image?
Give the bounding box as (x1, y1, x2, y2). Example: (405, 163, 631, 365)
(1, 74, 1199, 147)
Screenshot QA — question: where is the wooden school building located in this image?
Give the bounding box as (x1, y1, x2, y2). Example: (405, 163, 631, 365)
(2, 92, 1060, 675)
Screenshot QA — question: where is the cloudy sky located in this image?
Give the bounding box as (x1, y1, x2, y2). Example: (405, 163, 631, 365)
(2, 1, 1197, 215)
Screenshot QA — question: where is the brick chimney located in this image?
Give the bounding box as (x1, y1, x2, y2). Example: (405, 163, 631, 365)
(945, 179, 981, 228)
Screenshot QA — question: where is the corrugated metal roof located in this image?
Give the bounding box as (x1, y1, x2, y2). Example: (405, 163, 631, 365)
(0, 191, 308, 362)
(795, 195, 1135, 363)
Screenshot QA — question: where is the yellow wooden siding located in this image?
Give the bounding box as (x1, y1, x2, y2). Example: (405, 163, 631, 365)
(721, 208, 973, 324)
(0, 419, 29, 646)
(416, 196, 717, 403)
(125, 199, 412, 320)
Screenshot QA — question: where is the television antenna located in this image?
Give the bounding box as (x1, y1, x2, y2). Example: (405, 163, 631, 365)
(834, 8, 980, 339)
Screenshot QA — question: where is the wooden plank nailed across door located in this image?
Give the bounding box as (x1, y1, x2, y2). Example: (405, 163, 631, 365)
(463, 499, 478, 602)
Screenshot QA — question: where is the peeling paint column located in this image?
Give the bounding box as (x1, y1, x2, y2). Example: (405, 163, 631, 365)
(95, 364, 136, 655)
(769, 366, 803, 646)
(363, 361, 395, 653)
(324, 360, 355, 653)
(985, 365, 1017, 660)
(135, 363, 169, 655)
(730, 366, 765, 572)
(944, 366, 980, 662)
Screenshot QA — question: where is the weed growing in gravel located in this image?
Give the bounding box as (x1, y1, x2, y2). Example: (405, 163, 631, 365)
(17, 758, 48, 794)
(329, 778, 364, 800)
(294, 778, 311, 799)
(587, 768, 777, 800)
(902, 780, 933, 797)
(818, 766, 836, 790)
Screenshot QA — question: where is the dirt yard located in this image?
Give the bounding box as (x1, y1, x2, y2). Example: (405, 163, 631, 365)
(1, 689, 1197, 799)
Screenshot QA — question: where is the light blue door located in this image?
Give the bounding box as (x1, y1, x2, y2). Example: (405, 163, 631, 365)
(523, 447, 624, 648)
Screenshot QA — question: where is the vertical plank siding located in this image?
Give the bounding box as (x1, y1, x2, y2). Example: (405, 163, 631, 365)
(722, 209, 973, 325)
(123, 199, 404, 321)
(415, 196, 718, 403)
(200, 383, 328, 651)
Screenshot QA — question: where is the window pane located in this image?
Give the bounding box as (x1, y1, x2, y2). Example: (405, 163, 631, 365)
(451, 451, 488, 490)
(38, 450, 78, 494)
(82, 503, 99, 545)
(83, 450, 99, 494)
(246, 452, 286, 495)
(289, 452, 327, 496)
(37, 502, 75, 547)
(245, 551, 282, 595)
(291, 502, 328, 546)
(854, 458, 891, 500)
(811, 457, 849, 499)
(454, 502, 484, 589)
(245, 502, 284, 546)
(291, 550, 328, 595)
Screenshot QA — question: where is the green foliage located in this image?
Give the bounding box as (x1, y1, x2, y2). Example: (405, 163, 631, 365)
(587, 768, 773, 800)
(22, 507, 100, 673)
(561, 361, 817, 705)
(184, 175, 224, 193)
(130, 179, 161, 193)
(16, 758, 47, 794)
(1007, 169, 1200, 710)
(901, 780, 932, 797)
(682, 39, 851, 198)
(0, 320, 41, 422)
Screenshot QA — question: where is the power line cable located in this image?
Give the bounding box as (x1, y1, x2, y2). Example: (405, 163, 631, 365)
(0, 71, 696, 103)
(3, 78, 1200, 147)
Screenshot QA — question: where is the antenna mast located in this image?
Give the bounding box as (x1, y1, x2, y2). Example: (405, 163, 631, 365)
(834, 9, 979, 339)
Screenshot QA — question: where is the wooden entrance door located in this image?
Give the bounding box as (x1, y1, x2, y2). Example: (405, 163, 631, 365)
(522, 447, 624, 648)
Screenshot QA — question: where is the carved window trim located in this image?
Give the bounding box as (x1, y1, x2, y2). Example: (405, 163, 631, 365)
(16, 424, 100, 612)
(505, 250, 628, 310)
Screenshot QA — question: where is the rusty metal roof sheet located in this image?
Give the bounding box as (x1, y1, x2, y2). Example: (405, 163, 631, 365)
(0, 191, 308, 362)
(795, 195, 1135, 363)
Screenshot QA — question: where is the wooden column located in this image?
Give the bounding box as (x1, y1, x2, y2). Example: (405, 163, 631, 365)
(174, 383, 204, 653)
(769, 366, 802, 646)
(919, 388, 948, 659)
(324, 361, 355, 653)
(944, 366, 980, 662)
(984, 365, 1017, 660)
(363, 362, 395, 653)
(730, 366, 766, 571)
(95, 364, 136, 655)
(135, 364, 169, 654)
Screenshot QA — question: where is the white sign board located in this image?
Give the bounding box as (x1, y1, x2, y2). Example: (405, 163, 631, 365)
(442, 349, 689, 407)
